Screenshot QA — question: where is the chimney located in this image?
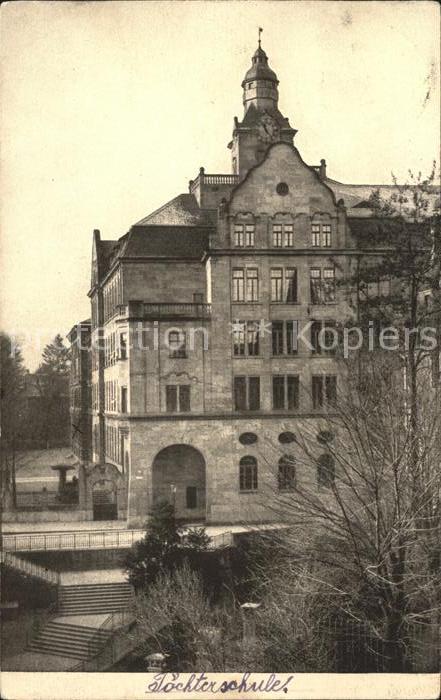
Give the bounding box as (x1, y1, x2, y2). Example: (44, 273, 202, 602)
(319, 159, 327, 180)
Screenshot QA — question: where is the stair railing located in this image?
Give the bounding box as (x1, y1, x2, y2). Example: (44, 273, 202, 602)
(87, 608, 134, 659)
(0, 550, 60, 586)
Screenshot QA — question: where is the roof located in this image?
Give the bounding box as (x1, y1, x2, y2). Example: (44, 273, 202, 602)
(239, 103, 292, 130)
(122, 225, 212, 259)
(243, 46, 278, 84)
(135, 193, 216, 227)
(325, 178, 440, 215)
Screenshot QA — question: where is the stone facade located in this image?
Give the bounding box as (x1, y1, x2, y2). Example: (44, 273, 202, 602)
(70, 42, 438, 527)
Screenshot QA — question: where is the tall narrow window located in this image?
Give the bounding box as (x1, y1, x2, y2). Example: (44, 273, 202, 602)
(312, 223, 321, 247)
(312, 376, 323, 409)
(317, 453, 335, 487)
(179, 385, 191, 412)
(234, 224, 244, 247)
(232, 321, 246, 356)
(273, 224, 283, 247)
(285, 268, 297, 303)
(248, 377, 260, 410)
(311, 321, 322, 355)
(287, 375, 299, 409)
(325, 375, 337, 407)
(272, 321, 284, 355)
(278, 455, 296, 490)
(245, 224, 255, 247)
(322, 224, 331, 247)
(239, 456, 258, 491)
(286, 321, 298, 355)
(121, 387, 127, 413)
(271, 268, 283, 301)
(119, 332, 127, 360)
(232, 269, 245, 302)
(284, 224, 294, 247)
(246, 268, 259, 301)
(247, 322, 260, 356)
(323, 268, 336, 303)
(166, 385, 178, 412)
(234, 376, 247, 411)
(272, 376, 285, 410)
(310, 268, 322, 304)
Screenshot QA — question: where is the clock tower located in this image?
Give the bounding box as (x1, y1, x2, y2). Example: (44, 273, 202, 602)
(228, 40, 297, 177)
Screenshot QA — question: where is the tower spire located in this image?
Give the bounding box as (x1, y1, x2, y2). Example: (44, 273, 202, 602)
(258, 26, 263, 48)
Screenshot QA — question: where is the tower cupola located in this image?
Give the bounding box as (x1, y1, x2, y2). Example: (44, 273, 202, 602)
(242, 42, 279, 113)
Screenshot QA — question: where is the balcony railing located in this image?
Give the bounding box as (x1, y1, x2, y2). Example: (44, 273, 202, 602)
(189, 169, 240, 194)
(117, 302, 212, 320)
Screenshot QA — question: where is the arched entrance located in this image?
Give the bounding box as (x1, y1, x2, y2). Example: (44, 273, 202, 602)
(92, 479, 118, 520)
(152, 445, 206, 521)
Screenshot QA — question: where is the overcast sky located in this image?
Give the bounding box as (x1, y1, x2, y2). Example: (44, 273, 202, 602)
(1, 1, 439, 369)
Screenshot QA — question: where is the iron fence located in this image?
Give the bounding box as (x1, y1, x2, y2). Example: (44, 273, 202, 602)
(1, 528, 233, 553)
(0, 550, 60, 585)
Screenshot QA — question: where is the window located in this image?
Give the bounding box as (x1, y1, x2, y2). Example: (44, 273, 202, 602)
(272, 321, 284, 355)
(278, 456, 296, 491)
(272, 375, 299, 410)
(166, 385, 191, 412)
(245, 224, 255, 247)
(285, 268, 297, 302)
(246, 268, 259, 301)
(311, 222, 331, 247)
(271, 268, 283, 301)
(271, 220, 294, 246)
(234, 224, 244, 247)
(310, 268, 322, 304)
(234, 376, 260, 411)
(273, 224, 283, 247)
(234, 223, 255, 247)
(119, 332, 127, 360)
(193, 292, 203, 304)
(322, 224, 331, 247)
(232, 321, 260, 356)
(311, 320, 337, 355)
(272, 321, 298, 355)
(312, 375, 337, 409)
(323, 268, 336, 302)
(232, 268, 244, 302)
(317, 453, 335, 487)
(284, 224, 293, 247)
(233, 268, 259, 302)
(121, 387, 127, 413)
(247, 322, 260, 356)
(239, 456, 258, 491)
(168, 330, 187, 358)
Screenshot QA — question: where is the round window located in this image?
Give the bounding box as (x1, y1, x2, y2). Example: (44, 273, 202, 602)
(276, 182, 289, 196)
(278, 431, 296, 444)
(239, 432, 258, 445)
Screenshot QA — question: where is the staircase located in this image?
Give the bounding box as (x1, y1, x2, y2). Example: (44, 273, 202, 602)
(27, 620, 113, 660)
(58, 582, 133, 616)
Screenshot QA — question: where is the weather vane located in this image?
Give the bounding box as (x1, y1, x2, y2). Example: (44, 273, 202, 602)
(258, 27, 263, 47)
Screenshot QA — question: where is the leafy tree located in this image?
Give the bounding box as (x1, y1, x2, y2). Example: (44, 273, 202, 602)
(0, 333, 27, 509)
(35, 334, 71, 447)
(38, 334, 71, 375)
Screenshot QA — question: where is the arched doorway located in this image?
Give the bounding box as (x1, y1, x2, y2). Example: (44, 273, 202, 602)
(92, 479, 118, 520)
(152, 445, 206, 521)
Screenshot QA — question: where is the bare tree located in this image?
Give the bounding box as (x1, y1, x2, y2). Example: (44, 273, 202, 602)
(253, 352, 440, 672)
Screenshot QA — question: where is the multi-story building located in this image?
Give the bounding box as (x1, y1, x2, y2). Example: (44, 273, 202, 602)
(72, 41, 438, 526)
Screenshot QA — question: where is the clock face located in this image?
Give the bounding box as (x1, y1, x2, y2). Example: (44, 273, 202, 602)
(257, 115, 280, 143)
